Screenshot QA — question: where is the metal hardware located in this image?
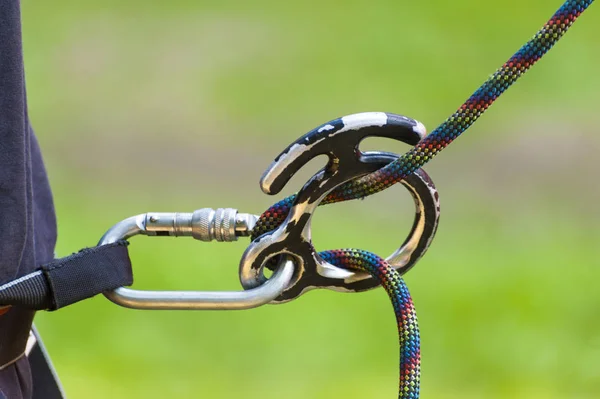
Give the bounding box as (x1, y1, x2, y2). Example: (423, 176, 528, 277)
(139, 208, 257, 242)
(98, 209, 294, 310)
(239, 112, 439, 302)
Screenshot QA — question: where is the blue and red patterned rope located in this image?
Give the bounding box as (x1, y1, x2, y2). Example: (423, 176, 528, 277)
(320, 249, 420, 398)
(253, 1, 595, 397)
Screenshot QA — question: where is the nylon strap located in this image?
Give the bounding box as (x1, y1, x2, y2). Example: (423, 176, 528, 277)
(28, 326, 66, 399)
(0, 241, 133, 311)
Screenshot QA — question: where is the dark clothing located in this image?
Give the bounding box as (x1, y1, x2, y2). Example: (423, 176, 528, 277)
(0, 2, 58, 398)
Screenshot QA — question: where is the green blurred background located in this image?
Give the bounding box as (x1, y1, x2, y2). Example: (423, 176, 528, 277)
(21, 0, 600, 397)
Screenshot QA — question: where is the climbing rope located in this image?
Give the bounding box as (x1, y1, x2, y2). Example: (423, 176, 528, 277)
(252, 1, 595, 397)
(320, 250, 420, 398)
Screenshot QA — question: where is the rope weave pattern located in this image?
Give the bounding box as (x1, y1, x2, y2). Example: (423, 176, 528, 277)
(253, 1, 594, 398)
(322, 0, 594, 204)
(320, 249, 420, 398)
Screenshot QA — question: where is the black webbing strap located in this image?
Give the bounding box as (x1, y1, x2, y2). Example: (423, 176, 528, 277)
(29, 326, 65, 399)
(0, 240, 133, 391)
(0, 241, 133, 311)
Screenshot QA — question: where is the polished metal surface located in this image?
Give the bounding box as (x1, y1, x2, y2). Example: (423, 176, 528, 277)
(192, 208, 239, 242)
(239, 162, 439, 301)
(234, 212, 258, 237)
(101, 209, 259, 243)
(239, 113, 440, 302)
(98, 210, 294, 310)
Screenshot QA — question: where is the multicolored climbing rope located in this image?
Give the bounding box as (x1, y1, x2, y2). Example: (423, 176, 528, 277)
(254, 0, 595, 236)
(253, 1, 595, 398)
(320, 249, 420, 398)
(322, 0, 594, 204)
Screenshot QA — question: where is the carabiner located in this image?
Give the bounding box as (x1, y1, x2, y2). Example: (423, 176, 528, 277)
(239, 112, 440, 302)
(98, 209, 295, 310)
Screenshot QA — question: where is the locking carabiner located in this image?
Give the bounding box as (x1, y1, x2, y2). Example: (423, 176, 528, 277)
(98, 209, 294, 310)
(239, 112, 440, 302)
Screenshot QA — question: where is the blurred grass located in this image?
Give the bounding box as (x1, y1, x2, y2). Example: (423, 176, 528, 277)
(20, 0, 600, 398)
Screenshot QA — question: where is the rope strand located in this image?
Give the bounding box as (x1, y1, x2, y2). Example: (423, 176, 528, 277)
(323, 0, 595, 204)
(320, 250, 420, 399)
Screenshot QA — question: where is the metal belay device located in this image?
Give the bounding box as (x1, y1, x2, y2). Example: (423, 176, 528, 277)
(97, 112, 441, 310)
